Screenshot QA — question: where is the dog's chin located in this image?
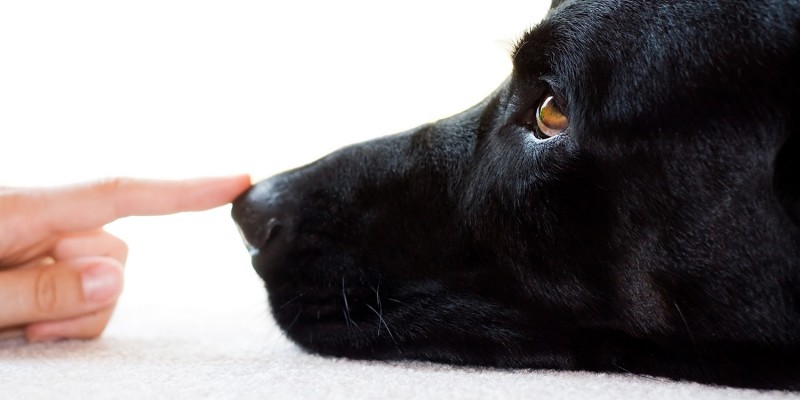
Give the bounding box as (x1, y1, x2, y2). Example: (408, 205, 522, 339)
(269, 297, 396, 360)
(255, 246, 559, 367)
(252, 243, 395, 356)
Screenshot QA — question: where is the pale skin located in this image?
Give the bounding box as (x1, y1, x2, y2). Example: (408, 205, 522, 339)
(0, 175, 251, 342)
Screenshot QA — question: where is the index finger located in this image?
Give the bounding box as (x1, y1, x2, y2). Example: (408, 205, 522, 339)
(37, 175, 251, 233)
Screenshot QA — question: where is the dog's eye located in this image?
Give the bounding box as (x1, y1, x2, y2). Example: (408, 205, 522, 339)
(524, 95, 569, 140)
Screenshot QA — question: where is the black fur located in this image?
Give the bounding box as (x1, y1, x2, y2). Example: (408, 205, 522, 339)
(232, 0, 800, 389)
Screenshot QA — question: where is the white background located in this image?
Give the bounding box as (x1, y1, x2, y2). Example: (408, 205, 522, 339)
(0, 1, 550, 325)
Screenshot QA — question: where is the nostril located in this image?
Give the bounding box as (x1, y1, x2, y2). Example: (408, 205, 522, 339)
(231, 177, 295, 256)
(235, 216, 283, 256)
(236, 224, 260, 256)
(264, 217, 282, 246)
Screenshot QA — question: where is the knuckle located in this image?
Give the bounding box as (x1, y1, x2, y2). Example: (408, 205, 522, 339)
(97, 177, 131, 216)
(109, 233, 129, 260)
(34, 267, 59, 315)
(98, 177, 128, 197)
(101, 176, 127, 190)
(100, 231, 129, 264)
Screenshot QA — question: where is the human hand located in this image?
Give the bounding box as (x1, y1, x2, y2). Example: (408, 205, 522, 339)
(0, 175, 251, 342)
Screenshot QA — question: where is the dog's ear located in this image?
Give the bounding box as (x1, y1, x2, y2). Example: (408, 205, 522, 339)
(773, 19, 800, 224)
(550, 0, 567, 10)
(774, 30, 799, 223)
(773, 19, 800, 225)
(774, 118, 800, 225)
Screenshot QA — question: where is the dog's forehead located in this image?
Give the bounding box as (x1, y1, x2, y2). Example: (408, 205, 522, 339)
(513, 0, 798, 131)
(519, 0, 790, 76)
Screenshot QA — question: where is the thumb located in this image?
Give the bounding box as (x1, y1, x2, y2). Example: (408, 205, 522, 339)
(0, 257, 124, 329)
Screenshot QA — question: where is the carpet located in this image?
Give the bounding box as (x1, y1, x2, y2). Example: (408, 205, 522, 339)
(0, 209, 795, 400)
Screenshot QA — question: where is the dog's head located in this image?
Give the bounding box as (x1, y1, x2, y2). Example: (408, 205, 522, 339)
(233, 0, 800, 389)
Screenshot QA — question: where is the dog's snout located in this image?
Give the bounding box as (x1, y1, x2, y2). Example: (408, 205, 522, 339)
(231, 179, 293, 256)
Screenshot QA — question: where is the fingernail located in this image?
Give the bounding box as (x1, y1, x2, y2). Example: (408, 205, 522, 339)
(81, 262, 122, 303)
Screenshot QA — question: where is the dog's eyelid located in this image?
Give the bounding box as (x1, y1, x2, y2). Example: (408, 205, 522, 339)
(538, 75, 559, 88)
(538, 76, 566, 104)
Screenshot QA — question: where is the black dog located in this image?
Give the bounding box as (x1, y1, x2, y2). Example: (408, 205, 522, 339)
(232, 0, 800, 390)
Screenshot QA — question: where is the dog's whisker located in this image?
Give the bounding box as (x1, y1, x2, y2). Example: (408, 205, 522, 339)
(342, 277, 350, 313)
(366, 304, 397, 345)
(347, 314, 359, 329)
(285, 309, 302, 333)
(370, 286, 382, 337)
(370, 280, 385, 336)
(373, 278, 382, 303)
(341, 277, 359, 332)
(610, 361, 660, 381)
(342, 309, 352, 332)
(279, 293, 305, 309)
(611, 361, 633, 374)
(371, 305, 381, 336)
(674, 302, 709, 379)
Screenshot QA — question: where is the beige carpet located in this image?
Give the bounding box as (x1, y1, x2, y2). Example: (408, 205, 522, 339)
(0, 209, 796, 400)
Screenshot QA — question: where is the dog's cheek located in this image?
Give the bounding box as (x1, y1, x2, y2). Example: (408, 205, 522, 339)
(457, 134, 622, 313)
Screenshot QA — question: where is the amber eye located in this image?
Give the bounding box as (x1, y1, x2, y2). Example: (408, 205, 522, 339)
(529, 95, 568, 140)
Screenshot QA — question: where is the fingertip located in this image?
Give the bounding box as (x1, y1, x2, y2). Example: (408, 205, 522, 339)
(201, 174, 253, 205)
(25, 307, 112, 343)
(239, 174, 253, 187)
(223, 173, 252, 190)
(235, 175, 253, 196)
(25, 326, 64, 343)
(229, 173, 252, 184)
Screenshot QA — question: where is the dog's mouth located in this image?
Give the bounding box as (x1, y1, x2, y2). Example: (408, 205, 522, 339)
(241, 227, 405, 356)
(232, 193, 378, 320)
(231, 175, 451, 358)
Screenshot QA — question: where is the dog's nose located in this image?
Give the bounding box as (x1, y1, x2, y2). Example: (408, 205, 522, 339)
(231, 179, 292, 256)
(235, 215, 281, 256)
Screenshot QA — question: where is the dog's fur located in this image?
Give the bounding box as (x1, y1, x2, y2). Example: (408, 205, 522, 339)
(232, 0, 800, 390)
